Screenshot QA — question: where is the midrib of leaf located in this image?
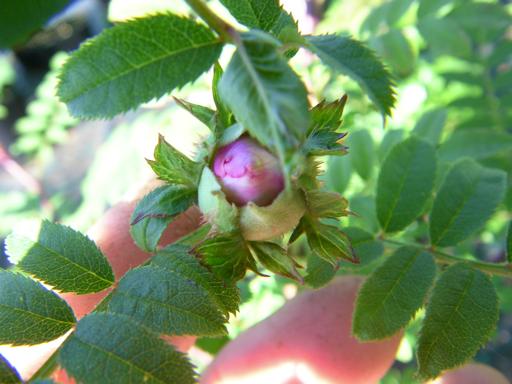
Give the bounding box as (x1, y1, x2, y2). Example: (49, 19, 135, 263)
(235, 40, 286, 166)
(366, 248, 421, 318)
(432, 169, 480, 245)
(71, 338, 168, 384)
(26, 240, 112, 286)
(0, 303, 74, 326)
(114, 289, 224, 327)
(62, 39, 221, 102)
(421, 270, 475, 365)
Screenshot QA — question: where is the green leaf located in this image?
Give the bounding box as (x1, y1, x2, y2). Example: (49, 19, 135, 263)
(353, 246, 436, 340)
(417, 0, 452, 18)
(249, 242, 302, 282)
(60, 313, 195, 384)
(343, 227, 384, 269)
(377, 136, 437, 233)
(130, 185, 196, 252)
(193, 232, 251, 283)
(147, 135, 203, 188)
(7, 221, 114, 294)
(507, 221, 512, 263)
(412, 108, 447, 146)
(309, 96, 347, 133)
(108, 265, 226, 337)
(378, 129, 404, 162)
(151, 244, 240, 315)
(305, 35, 396, 117)
(304, 131, 348, 156)
(417, 263, 499, 380)
(0, 270, 75, 345)
(219, 0, 282, 32)
(0, 0, 69, 48)
(370, 29, 415, 77)
(219, 31, 310, 163)
(438, 130, 512, 162)
(0, 354, 21, 383)
(212, 63, 231, 130)
(418, 16, 471, 58)
(305, 189, 349, 219)
(348, 129, 375, 181)
(430, 159, 507, 247)
(306, 221, 357, 265)
(174, 98, 215, 131)
(304, 253, 337, 288)
(325, 155, 352, 194)
(57, 13, 222, 118)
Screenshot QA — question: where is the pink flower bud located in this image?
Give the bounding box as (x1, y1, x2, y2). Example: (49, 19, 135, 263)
(213, 136, 285, 207)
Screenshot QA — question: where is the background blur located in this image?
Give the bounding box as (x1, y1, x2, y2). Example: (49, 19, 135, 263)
(0, 0, 511, 382)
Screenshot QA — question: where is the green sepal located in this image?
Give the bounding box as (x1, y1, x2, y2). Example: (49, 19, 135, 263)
(147, 134, 203, 188)
(174, 97, 216, 131)
(305, 189, 350, 219)
(249, 241, 303, 283)
(304, 131, 348, 156)
(309, 96, 348, 134)
(130, 185, 196, 252)
(193, 231, 252, 284)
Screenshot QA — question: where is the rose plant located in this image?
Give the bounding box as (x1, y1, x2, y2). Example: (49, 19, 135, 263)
(0, 0, 511, 383)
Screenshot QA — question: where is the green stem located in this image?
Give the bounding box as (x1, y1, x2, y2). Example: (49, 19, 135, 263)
(184, 0, 236, 42)
(382, 238, 512, 278)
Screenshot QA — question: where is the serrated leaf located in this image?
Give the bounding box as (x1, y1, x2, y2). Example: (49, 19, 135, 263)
(417, 263, 499, 380)
(219, 31, 310, 164)
(348, 129, 375, 181)
(309, 96, 347, 133)
(0, 354, 21, 383)
(0, 270, 75, 345)
(57, 13, 222, 118)
(7, 221, 114, 294)
(507, 221, 512, 263)
(249, 242, 302, 283)
(194, 232, 251, 283)
(353, 246, 436, 340)
(306, 221, 357, 265)
(108, 265, 226, 337)
(438, 130, 512, 162)
(130, 185, 196, 252)
(430, 159, 507, 247)
(151, 244, 240, 315)
(219, 0, 282, 32)
(305, 190, 349, 219)
(174, 98, 215, 131)
(412, 108, 447, 146)
(60, 313, 195, 384)
(304, 131, 348, 156)
(0, 0, 69, 48)
(305, 35, 396, 116)
(147, 135, 203, 188)
(377, 136, 437, 233)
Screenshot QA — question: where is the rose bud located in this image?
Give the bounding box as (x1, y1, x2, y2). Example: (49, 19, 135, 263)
(212, 136, 285, 207)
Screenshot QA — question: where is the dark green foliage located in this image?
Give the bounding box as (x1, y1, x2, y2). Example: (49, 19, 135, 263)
(0, 354, 21, 384)
(130, 185, 197, 252)
(108, 265, 227, 337)
(7, 221, 114, 294)
(306, 35, 396, 116)
(377, 137, 437, 233)
(417, 263, 499, 379)
(0, 0, 69, 48)
(0, 270, 75, 345)
(353, 246, 436, 340)
(430, 159, 507, 247)
(58, 14, 223, 118)
(60, 313, 196, 384)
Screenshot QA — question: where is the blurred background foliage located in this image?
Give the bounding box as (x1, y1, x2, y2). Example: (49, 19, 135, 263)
(0, 0, 511, 382)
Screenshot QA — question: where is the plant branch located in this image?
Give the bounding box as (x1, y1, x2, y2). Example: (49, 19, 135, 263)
(382, 238, 512, 278)
(184, 0, 236, 42)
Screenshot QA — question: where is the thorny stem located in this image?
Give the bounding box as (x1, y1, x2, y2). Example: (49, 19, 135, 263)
(382, 237, 512, 278)
(184, 0, 237, 42)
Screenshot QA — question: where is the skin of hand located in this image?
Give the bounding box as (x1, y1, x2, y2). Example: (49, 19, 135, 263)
(0, 191, 202, 382)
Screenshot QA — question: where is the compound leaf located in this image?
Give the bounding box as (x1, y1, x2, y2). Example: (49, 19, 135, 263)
(306, 34, 396, 116)
(377, 136, 437, 233)
(60, 313, 195, 384)
(58, 13, 222, 118)
(417, 263, 499, 380)
(0, 270, 75, 345)
(430, 159, 507, 247)
(7, 221, 114, 294)
(108, 265, 226, 337)
(353, 246, 436, 340)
